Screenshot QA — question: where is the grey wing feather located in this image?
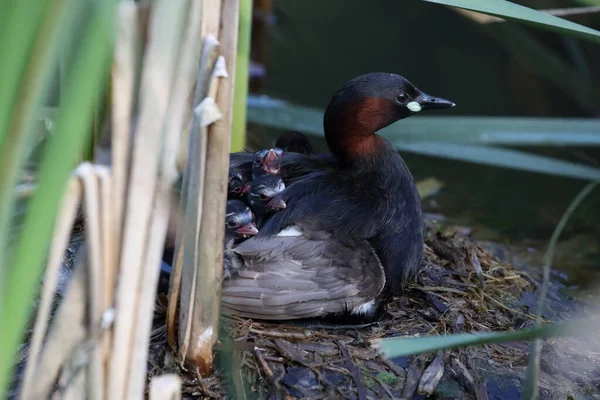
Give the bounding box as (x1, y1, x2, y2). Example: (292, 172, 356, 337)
(221, 233, 385, 320)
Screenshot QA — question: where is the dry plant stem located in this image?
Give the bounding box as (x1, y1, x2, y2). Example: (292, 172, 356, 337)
(418, 353, 444, 395)
(149, 374, 182, 400)
(127, 186, 174, 399)
(61, 373, 86, 400)
(175, 35, 221, 175)
(27, 253, 88, 400)
(190, 0, 239, 375)
(77, 162, 107, 400)
(96, 167, 114, 364)
(107, 0, 188, 397)
(127, 3, 206, 395)
(172, 36, 221, 355)
(111, 0, 139, 295)
(167, 26, 221, 356)
(177, 102, 207, 361)
(201, 0, 222, 37)
(178, 96, 224, 362)
(19, 177, 82, 400)
(105, 6, 140, 391)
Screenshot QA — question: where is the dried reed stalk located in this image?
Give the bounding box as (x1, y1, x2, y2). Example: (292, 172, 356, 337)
(110, 0, 139, 295)
(187, 0, 239, 374)
(125, 0, 206, 397)
(177, 94, 224, 362)
(169, 35, 221, 354)
(175, 36, 221, 177)
(34, 256, 87, 399)
(201, 0, 222, 38)
(78, 163, 111, 400)
(21, 0, 243, 396)
(22, 162, 112, 399)
(19, 177, 82, 400)
(106, 0, 188, 397)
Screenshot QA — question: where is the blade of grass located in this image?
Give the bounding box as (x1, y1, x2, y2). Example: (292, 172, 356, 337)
(0, 0, 76, 267)
(372, 317, 600, 359)
(230, 0, 252, 152)
(0, 0, 116, 395)
(523, 180, 600, 400)
(394, 142, 600, 181)
(247, 96, 600, 146)
(246, 97, 600, 180)
(422, 0, 600, 44)
(0, 0, 49, 145)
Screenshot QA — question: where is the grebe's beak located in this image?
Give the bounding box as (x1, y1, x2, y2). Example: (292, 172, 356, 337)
(416, 93, 455, 110)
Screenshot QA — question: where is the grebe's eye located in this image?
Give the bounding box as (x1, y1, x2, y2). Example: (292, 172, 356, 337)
(397, 93, 407, 102)
(227, 220, 237, 228)
(232, 187, 242, 194)
(258, 193, 269, 201)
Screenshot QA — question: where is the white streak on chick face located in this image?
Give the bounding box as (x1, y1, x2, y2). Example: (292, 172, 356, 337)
(259, 179, 285, 198)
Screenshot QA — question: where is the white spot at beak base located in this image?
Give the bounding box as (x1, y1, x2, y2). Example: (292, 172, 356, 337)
(407, 101, 422, 112)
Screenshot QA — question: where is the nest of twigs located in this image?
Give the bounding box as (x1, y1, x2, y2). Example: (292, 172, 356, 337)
(147, 227, 600, 400)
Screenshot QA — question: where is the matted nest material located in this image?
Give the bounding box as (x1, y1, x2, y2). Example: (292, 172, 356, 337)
(148, 230, 600, 399)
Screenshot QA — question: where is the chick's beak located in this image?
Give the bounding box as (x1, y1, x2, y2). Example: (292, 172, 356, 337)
(267, 197, 286, 210)
(241, 183, 250, 194)
(417, 93, 455, 110)
(262, 149, 281, 174)
(237, 223, 258, 236)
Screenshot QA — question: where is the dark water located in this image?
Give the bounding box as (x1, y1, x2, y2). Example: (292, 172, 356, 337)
(249, 0, 600, 284)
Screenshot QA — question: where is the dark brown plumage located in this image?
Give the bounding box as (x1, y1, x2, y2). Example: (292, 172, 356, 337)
(221, 72, 455, 323)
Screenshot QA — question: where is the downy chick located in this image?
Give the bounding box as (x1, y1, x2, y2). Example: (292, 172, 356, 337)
(228, 148, 283, 198)
(246, 174, 286, 227)
(224, 200, 258, 278)
(228, 152, 253, 198)
(251, 148, 284, 180)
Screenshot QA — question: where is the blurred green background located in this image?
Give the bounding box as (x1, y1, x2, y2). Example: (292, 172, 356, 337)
(245, 0, 600, 240)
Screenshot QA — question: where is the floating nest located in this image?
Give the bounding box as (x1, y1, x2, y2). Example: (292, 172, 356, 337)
(147, 225, 600, 399)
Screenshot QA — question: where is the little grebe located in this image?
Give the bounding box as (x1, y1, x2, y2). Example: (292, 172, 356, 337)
(246, 174, 287, 227)
(224, 200, 259, 278)
(221, 72, 454, 322)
